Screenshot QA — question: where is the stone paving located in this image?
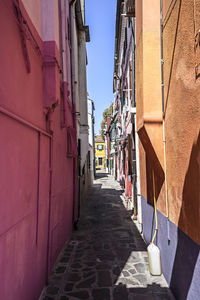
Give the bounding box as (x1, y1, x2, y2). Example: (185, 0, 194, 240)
(40, 172, 175, 300)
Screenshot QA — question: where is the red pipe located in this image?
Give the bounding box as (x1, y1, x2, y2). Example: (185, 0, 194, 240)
(36, 132, 41, 245)
(46, 134, 53, 281)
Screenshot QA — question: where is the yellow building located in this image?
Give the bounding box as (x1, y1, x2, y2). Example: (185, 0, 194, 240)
(95, 135, 106, 169)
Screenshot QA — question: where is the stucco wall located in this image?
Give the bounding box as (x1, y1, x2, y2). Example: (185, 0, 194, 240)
(135, 0, 143, 131)
(0, 2, 44, 128)
(163, 0, 200, 243)
(136, 0, 166, 214)
(78, 29, 89, 171)
(136, 1, 200, 298)
(22, 0, 42, 37)
(42, 0, 60, 47)
(0, 1, 74, 299)
(0, 2, 48, 299)
(88, 100, 94, 146)
(163, 0, 174, 19)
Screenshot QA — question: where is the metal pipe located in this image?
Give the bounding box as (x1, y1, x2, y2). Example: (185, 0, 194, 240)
(36, 132, 41, 245)
(60, 0, 67, 127)
(160, 0, 169, 219)
(134, 114, 142, 232)
(46, 134, 53, 282)
(70, 4, 76, 106)
(160, 0, 165, 117)
(130, 17, 142, 230)
(70, 2, 78, 225)
(0, 105, 51, 137)
(131, 17, 136, 107)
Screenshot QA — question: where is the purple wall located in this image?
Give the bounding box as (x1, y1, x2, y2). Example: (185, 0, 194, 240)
(142, 195, 200, 300)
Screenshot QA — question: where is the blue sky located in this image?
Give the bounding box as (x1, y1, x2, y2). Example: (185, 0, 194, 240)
(85, 0, 117, 134)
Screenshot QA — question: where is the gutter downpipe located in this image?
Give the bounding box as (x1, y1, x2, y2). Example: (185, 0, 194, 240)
(46, 132, 53, 282)
(70, 0, 78, 226)
(60, 0, 67, 127)
(131, 17, 142, 232)
(134, 113, 143, 232)
(160, 0, 170, 233)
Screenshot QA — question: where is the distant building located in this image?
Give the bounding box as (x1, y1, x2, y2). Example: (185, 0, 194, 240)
(112, 0, 136, 212)
(95, 135, 106, 169)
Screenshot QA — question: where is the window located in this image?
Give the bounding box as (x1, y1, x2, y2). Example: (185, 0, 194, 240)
(98, 157, 103, 166)
(67, 127, 77, 158)
(97, 144, 104, 150)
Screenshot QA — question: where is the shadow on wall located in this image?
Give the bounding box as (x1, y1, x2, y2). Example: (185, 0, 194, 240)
(138, 125, 165, 206)
(170, 131, 200, 299)
(162, 0, 200, 298)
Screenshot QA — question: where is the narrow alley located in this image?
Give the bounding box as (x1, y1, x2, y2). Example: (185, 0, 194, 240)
(0, 0, 200, 299)
(40, 172, 175, 300)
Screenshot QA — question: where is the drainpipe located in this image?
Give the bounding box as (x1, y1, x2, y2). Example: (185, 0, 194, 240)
(131, 18, 136, 108)
(134, 114, 142, 232)
(60, 0, 68, 128)
(130, 17, 142, 232)
(160, 0, 169, 221)
(70, 0, 78, 226)
(160, 0, 170, 243)
(46, 134, 53, 281)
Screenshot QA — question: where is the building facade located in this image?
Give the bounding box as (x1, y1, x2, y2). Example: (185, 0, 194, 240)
(95, 135, 106, 170)
(71, 0, 91, 220)
(111, 1, 200, 299)
(111, 0, 137, 212)
(0, 1, 89, 299)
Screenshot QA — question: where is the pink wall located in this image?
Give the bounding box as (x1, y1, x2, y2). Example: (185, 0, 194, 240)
(0, 0, 75, 299)
(22, 0, 42, 37)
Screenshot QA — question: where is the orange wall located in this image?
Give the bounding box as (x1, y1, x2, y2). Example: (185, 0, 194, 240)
(136, 0, 200, 245)
(135, 0, 142, 45)
(136, 0, 166, 213)
(163, 0, 173, 19)
(163, 0, 200, 244)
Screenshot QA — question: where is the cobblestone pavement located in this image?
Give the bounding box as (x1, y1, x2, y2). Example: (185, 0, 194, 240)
(40, 172, 175, 300)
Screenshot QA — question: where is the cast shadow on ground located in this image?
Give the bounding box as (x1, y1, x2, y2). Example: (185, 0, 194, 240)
(42, 176, 175, 299)
(95, 171, 109, 179)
